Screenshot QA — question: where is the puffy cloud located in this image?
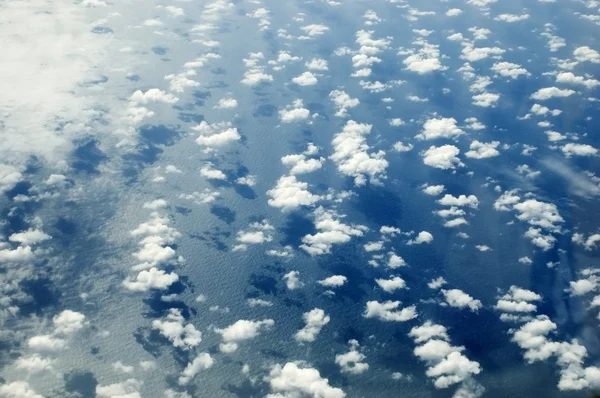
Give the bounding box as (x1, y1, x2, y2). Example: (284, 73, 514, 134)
(573, 46, 600, 63)
(494, 190, 521, 211)
(281, 145, 324, 175)
(441, 289, 482, 312)
(8, 229, 51, 246)
(0, 165, 23, 193)
(152, 309, 202, 350)
(495, 13, 529, 22)
(416, 118, 464, 140)
(438, 194, 479, 208)
(300, 24, 330, 38)
(234, 220, 274, 251)
(335, 340, 369, 374)
(215, 97, 238, 109)
(387, 252, 407, 269)
(376, 276, 406, 293)
(407, 231, 433, 245)
(301, 207, 367, 255)
(423, 185, 445, 196)
(292, 71, 318, 86)
(318, 275, 347, 288)
(279, 99, 310, 123)
(566, 277, 597, 296)
(530, 87, 576, 100)
(446, 8, 463, 16)
(164, 70, 200, 93)
(28, 334, 66, 352)
(267, 175, 321, 211)
(426, 351, 481, 388)
(330, 120, 388, 186)
(402, 39, 447, 74)
(53, 310, 87, 335)
(283, 271, 303, 290)
(200, 165, 227, 180)
(513, 199, 563, 231)
(428, 277, 448, 290)
(216, 319, 274, 353)
(266, 362, 345, 398)
(393, 141, 414, 152)
(556, 72, 600, 89)
(15, 354, 55, 373)
(363, 300, 417, 322)
(122, 268, 179, 292)
(329, 90, 359, 117)
(0, 381, 43, 398)
(561, 143, 598, 157)
(241, 52, 273, 86)
(178, 353, 214, 385)
(460, 45, 504, 62)
(295, 308, 330, 343)
(464, 117, 486, 130)
(465, 141, 500, 159)
(306, 58, 328, 70)
(572, 233, 600, 250)
(409, 321, 449, 343)
(422, 145, 464, 169)
(96, 379, 142, 398)
(472, 93, 500, 107)
(248, 298, 273, 307)
(246, 7, 270, 30)
(130, 89, 178, 106)
(193, 121, 241, 148)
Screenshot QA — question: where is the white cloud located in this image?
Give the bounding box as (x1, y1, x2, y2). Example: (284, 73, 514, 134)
(495, 13, 529, 22)
(363, 300, 417, 322)
(318, 275, 348, 288)
(306, 58, 328, 70)
(266, 362, 346, 398)
(438, 194, 479, 208)
(472, 93, 500, 107)
(193, 121, 241, 148)
(330, 120, 388, 185)
(422, 145, 464, 169)
(152, 309, 202, 350)
(402, 39, 447, 74)
(335, 340, 369, 374)
(329, 90, 359, 117)
(267, 175, 321, 211)
(428, 277, 448, 290)
(442, 289, 482, 312)
(8, 229, 51, 246)
(300, 24, 330, 38)
(295, 308, 330, 343)
(574, 46, 600, 63)
(216, 319, 274, 353)
(241, 52, 273, 86)
(301, 207, 367, 255)
(283, 270, 303, 290)
(416, 118, 464, 140)
(556, 72, 600, 89)
(376, 276, 407, 293)
(409, 321, 449, 343)
(446, 8, 463, 16)
(530, 87, 576, 100)
(423, 185, 445, 196)
(279, 99, 310, 123)
(407, 231, 434, 245)
(292, 71, 318, 86)
(465, 141, 500, 159)
(234, 220, 274, 251)
(200, 165, 227, 180)
(215, 97, 238, 109)
(561, 143, 598, 157)
(178, 353, 214, 385)
(96, 379, 141, 398)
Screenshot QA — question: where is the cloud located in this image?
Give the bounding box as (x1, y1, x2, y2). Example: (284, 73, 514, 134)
(301, 207, 367, 255)
(330, 120, 388, 185)
(438, 194, 479, 208)
(283, 270, 303, 290)
(292, 71, 318, 86)
(279, 99, 310, 123)
(215, 97, 238, 109)
(495, 13, 529, 22)
(96, 379, 142, 398)
(376, 276, 407, 293)
(465, 141, 500, 159)
(407, 231, 434, 245)
(402, 39, 447, 74)
(193, 121, 241, 148)
(318, 275, 348, 287)
(300, 24, 330, 38)
(442, 289, 482, 312)
(200, 165, 227, 180)
(392, 141, 414, 152)
(234, 220, 274, 251)
(295, 308, 330, 343)
(422, 185, 445, 196)
(306, 58, 328, 70)
(561, 143, 598, 157)
(178, 353, 214, 385)
(530, 87, 576, 100)
(266, 362, 346, 398)
(446, 8, 463, 16)
(573, 46, 600, 63)
(152, 309, 202, 350)
(267, 175, 321, 211)
(329, 90, 360, 117)
(416, 118, 464, 140)
(8, 229, 51, 246)
(472, 93, 500, 107)
(363, 300, 417, 322)
(422, 145, 464, 169)
(216, 319, 275, 353)
(241, 52, 273, 86)
(335, 340, 369, 374)
(556, 72, 600, 89)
